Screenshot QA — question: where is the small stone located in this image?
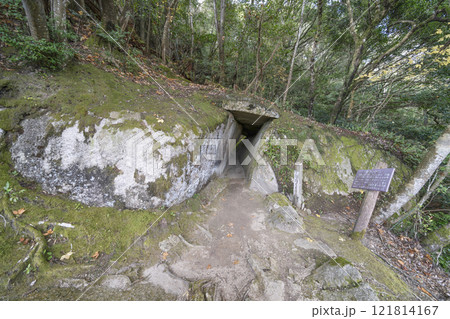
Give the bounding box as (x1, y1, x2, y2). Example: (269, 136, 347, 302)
(58, 278, 89, 289)
(101, 275, 131, 290)
(159, 234, 181, 252)
(311, 262, 362, 289)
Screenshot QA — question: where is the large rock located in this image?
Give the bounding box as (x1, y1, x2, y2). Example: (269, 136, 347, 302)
(142, 264, 189, 296)
(265, 193, 304, 234)
(421, 224, 450, 253)
(11, 112, 238, 209)
(311, 261, 362, 289)
(305, 258, 379, 301)
(248, 254, 285, 301)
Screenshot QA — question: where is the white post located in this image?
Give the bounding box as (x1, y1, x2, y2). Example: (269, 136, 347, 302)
(293, 161, 303, 209)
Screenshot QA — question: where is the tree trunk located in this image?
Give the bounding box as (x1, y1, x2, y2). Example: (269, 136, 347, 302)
(101, 0, 116, 31)
(374, 125, 450, 224)
(189, 0, 194, 58)
(213, 0, 226, 84)
(161, 0, 179, 64)
(282, 0, 306, 106)
(22, 0, 49, 41)
(140, 16, 146, 41)
(329, 41, 363, 124)
(390, 160, 449, 226)
(146, 9, 152, 51)
(51, 0, 67, 37)
(307, 0, 323, 118)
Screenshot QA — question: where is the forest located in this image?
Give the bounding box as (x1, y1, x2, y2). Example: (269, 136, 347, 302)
(0, 0, 449, 302)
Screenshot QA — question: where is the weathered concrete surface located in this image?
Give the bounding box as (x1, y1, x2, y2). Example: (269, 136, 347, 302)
(10, 113, 240, 209)
(141, 264, 189, 296)
(100, 275, 132, 290)
(223, 98, 279, 135)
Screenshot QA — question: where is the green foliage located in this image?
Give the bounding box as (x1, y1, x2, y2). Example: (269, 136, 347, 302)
(43, 249, 53, 262)
(95, 26, 129, 49)
(392, 210, 450, 240)
(12, 38, 74, 70)
(435, 245, 450, 272)
(339, 120, 427, 167)
(2, 181, 24, 203)
(0, 0, 74, 70)
(23, 263, 33, 275)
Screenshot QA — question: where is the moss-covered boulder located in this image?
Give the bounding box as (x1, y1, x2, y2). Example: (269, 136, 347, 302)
(261, 112, 411, 201)
(1, 63, 236, 209)
(421, 224, 450, 253)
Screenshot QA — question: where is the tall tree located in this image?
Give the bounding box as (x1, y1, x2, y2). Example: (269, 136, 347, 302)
(282, 0, 306, 106)
(245, 7, 280, 95)
(22, 0, 49, 41)
(51, 0, 68, 37)
(101, 0, 117, 31)
(307, 0, 323, 118)
(374, 125, 450, 224)
(161, 0, 179, 64)
(213, 0, 226, 84)
(329, 0, 449, 124)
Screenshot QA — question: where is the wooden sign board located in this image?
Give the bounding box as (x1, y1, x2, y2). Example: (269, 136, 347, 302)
(352, 168, 395, 192)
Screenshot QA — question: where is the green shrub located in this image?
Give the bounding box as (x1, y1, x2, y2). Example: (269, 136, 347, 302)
(0, 0, 74, 70)
(436, 244, 450, 272)
(0, 31, 74, 70)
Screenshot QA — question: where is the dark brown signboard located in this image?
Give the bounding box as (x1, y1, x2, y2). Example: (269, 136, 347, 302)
(352, 168, 395, 192)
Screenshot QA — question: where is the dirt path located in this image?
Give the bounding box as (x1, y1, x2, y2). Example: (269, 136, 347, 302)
(155, 165, 313, 300)
(12, 165, 423, 301)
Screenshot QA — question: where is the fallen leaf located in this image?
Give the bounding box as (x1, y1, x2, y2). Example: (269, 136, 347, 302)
(233, 260, 239, 265)
(23, 238, 29, 245)
(419, 286, 432, 297)
(398, 259, 405, 266)
(157, 118, 164, 123)
(228, 223, 233, 227)
(206, 264, 211, 269)
(345, 206, 350, 210)
(19, 237, 25, 243)
(43, 229, 54, 236)
(306, 237, 313, 243)
(60, 251, 73, 261)
(91, 251, 99, 259)
(377, 228, 385, 235)
(226, 233, 233, 238)
(338, 237, 345, 242)
(162, 252, 169, 260)
(13, 208, 26, 216)
(425, 254, 432, 262)
(315, 214, 321, 218)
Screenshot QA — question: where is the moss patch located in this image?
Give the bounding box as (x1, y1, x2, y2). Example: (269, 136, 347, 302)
(304, 214, 414, 300)
(262, 110, 411, 211)
(0, 63, 228, 136)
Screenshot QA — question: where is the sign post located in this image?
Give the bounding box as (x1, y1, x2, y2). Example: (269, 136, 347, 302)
(350, 162, 395, 240)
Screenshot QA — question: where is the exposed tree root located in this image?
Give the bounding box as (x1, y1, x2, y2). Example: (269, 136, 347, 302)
(0, 197, 47, 288)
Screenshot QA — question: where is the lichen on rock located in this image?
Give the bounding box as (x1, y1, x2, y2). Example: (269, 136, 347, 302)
(11, 112, 236, 209)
